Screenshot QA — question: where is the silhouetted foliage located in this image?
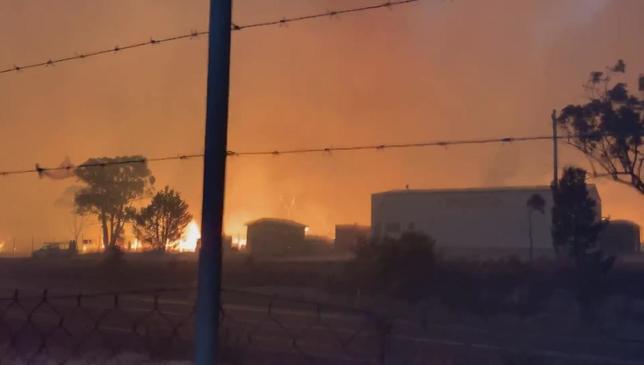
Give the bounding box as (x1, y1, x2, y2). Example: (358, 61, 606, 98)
(552, 166, 614, 322)
(557, 60, 643, 193)
(354, 232, 435, 303)
(74, 156, 154, 251)
(134, 186, 192, 252)
(551, 167, 604, 258)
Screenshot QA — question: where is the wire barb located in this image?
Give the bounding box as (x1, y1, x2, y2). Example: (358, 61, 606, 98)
(0, 0, 420, 75)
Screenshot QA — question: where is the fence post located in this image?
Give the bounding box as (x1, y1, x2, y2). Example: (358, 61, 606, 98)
(195, 0, 233, 364)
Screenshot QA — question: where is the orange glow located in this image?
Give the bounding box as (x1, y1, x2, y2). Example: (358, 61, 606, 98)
(171, 220, 201, 252)
(232, 235, 247, 249)
(0, 1, 642, 248)
(131, 238, 142, 252)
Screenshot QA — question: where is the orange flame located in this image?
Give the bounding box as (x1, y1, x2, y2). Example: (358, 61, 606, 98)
(173, 220, 201, 252)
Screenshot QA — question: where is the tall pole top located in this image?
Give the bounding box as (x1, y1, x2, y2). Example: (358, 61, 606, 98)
(551, 109, 559, 190)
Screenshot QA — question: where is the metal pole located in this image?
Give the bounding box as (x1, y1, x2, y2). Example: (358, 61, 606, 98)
(528, 211, 533, 262)
(551, 110, 559, 189)
(195, 0, 232, 364)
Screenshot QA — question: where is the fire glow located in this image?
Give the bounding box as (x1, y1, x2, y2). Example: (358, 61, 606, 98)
(232, 236, 247, 248)
(171, 220, 201, 252)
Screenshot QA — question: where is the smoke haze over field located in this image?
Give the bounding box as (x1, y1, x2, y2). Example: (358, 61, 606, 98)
(1, 0, 643, 250)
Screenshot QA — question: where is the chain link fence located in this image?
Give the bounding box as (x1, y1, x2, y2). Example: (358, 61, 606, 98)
(2, 287, 643, 364)
(0, 288, 386, 364)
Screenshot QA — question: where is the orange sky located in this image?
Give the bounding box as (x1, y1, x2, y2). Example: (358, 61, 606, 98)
(1, 0, 642, 251)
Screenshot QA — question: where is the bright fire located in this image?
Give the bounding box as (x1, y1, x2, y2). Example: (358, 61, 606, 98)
(172, 220, 201, 252)
(131, 238, 142, 252)
(232, 236, 247, 248)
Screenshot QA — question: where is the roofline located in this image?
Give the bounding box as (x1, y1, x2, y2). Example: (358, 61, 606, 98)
(335, 224, 370, 229)
(607, 219, 640, 226)
(373, 185, 598, 197)
(246, 218, 307, 228)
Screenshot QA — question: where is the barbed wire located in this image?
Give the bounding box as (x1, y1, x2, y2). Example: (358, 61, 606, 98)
(0, 134, 590, 178)
(0, 0, 419, 76)
(227, 135, 558, 156)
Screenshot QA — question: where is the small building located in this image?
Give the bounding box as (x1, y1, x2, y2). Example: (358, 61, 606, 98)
(371, 185, 601, 259)
(246, 218, 307, 256)
(599, 220, 641, 255)
(335, 224, 370, 252)
(303, 235, 334, 254)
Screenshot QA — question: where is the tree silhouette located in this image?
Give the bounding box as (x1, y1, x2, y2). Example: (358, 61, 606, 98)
(557, 60, 643, 194)
(134, 186, 192, 252)
(74, 156, 154, 252)
(551, 167, 613, 322)
(526, 193, 545, 261)
(551, 167, 604, 258)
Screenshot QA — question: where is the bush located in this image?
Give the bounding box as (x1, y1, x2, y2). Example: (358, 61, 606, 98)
(352, 232, 436, 303)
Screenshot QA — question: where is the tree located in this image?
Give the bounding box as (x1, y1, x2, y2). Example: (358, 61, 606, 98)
(526, 193, 545, 262)
(134, 186, 192, 252)
(74, 156, 154, 252)
(557, 60, 643, 194)
(551, 167, 604, 258)
(552, 167, 612, 322)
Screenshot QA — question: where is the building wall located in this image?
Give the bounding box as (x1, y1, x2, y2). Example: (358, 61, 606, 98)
(371, 186, 601, 258)
(599, 220, 641, 255)
(247, 221, 306, 256)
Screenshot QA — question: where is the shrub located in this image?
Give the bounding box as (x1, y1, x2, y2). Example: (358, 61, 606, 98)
(352, 232, 436, 303)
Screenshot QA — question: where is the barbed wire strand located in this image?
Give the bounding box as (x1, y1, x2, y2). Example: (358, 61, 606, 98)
(0, 134, 597, 178)
(0, 0, 419, 75)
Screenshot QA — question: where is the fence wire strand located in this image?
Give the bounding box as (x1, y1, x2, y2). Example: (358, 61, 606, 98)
(0, 0, 419, 76)
(0, 134, 592, 178)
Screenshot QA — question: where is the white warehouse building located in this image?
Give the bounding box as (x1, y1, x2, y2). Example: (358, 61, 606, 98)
(371, 186, 601, 259)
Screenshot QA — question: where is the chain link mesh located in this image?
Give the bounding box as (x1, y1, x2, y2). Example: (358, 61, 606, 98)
(0, 288, 384, 364)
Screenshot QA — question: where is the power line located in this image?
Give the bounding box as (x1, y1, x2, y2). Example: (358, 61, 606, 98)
(0, 134, 589, 178)
(0, 0, 419, 76)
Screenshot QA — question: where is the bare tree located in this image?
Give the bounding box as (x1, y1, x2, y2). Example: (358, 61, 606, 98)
(56, 185, 86, 247)
(70, 213, 85, 246)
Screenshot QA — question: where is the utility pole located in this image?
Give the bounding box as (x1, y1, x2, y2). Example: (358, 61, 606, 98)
(551, 109, 559, 189)
(195, 0, 232, 364)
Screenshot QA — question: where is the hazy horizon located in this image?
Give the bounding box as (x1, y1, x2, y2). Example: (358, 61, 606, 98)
(1, 0, 643, 251)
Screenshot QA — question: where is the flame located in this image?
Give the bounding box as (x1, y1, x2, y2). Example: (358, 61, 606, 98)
(131, 238, 142, 252)
(173, 220, 201, 252)
(232, 236, 247, 249)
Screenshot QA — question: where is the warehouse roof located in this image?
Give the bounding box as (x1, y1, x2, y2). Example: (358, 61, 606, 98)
(373, 185, 598, 197)
(246, 218, 307, 228)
